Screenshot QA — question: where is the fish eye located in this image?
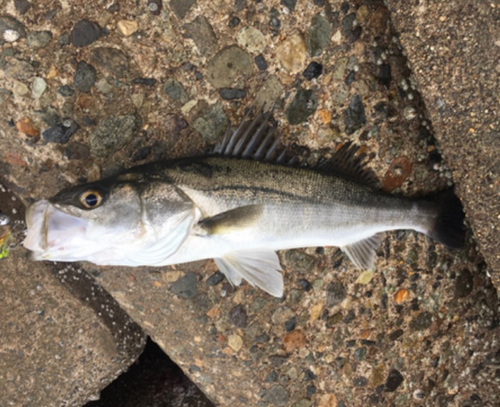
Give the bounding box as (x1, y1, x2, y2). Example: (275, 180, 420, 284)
(80, 190, 103, 209)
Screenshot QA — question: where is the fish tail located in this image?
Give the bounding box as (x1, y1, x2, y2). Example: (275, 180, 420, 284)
(425, 188, 465, 248)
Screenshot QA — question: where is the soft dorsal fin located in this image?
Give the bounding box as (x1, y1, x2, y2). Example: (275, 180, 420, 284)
(341, 233, 384, 270)
(317, 143, 379, 188)
(198, 205, 264, 235)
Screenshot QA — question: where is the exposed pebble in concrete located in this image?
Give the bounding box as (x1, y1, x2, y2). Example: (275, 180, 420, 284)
(14, 0, 31, 15)
(27, 31, 52, 49)
(206, 46, 253, 89)
(58, 85, 75, 97)
(193, 103, 228, 141)
(74, 61, 96, 93)
(308, 14, 330, 57)
(184, 16, 217, 56)
(42, 119, 78, 143)
(302, 61, 323, 81)
(70, 19, 101, 47)
(276, 32, 307, 73)
(219, 88, 246, 100)
(263, 384, 289, 406)
(0, 15, 26, 43)
(169, 0, 196, 19)
(344, 94, 366, 134)
(163, 79, 189, 104)
(171, 273, 197, 299)
(89, 115, 140, 156)
(65, 142, 90, 160)
(31, 77, 47, 99)
(229, 304, 247, 328)
(286, 88, 317, 125)
(384, 369, 404, 392)
(15, 117, 39, 137)
(91, 47, 129, 78)
(117, 20, 138, 37)
(382, 156, 412, 192)
(237, 26, 266, 54)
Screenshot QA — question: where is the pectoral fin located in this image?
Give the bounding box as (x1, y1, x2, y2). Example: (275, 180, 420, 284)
(199, 205, 264, 235)
(341, 234, 384, 270)
(214, 250, 284, 297)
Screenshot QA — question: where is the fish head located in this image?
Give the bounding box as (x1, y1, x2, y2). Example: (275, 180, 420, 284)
(23, 173, 196, 265)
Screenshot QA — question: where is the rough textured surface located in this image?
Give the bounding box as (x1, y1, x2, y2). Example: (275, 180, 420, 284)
(0, 183, 146, 407)
(385, 0, 500, 293)
(1, 0, 499, 406)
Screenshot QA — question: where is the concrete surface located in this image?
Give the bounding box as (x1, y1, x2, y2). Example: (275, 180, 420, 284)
(386, 0, 500, 291)
(1, 0, 499, 406)
(0, 184, 146, 406)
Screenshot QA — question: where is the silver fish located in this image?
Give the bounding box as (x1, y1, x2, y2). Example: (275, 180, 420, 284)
(23, 109, 464, 297)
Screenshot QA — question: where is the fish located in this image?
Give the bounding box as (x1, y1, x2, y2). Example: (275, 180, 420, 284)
(23, 108, 465, 297)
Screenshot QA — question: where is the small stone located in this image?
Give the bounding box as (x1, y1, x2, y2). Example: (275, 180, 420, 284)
(0, 16, 26, 43)
(410, 311, 433, 331)
(42, 119, 78, 143)
(283, 330, 306, 352)
(169, 0, 196, 19)
(14, 0, 31, 15)
(65, 142, 90, 160)
(229, 304, 247, 328)
(341, 13, 361, 44)
(284, 317, 296, 332)
(13, 81, 29, 97)
(228, 17, 241, 28)
(263, 384, 289, 406)
(219, 88, 247, 100)
(353, 376, 368, 387)
(164, 79, 189, 104)
(302, 62, 323, 80)
(32, 77, 47, 99)
(73, 61, 96, 93)
(170, 273, 197, 299)
(90, 114, 140, 156)
(272, 307, 294, 325)
(27, 31, 52, 49)
(266, 371, 278, 383)
(207, 271, 225, 286)
(344, 94, 366, 135)
(15, 117, 39, 136)
(384, 369, 404, 392)
(319, 394, 337, 407)
(79, 116, 95, 127)
(382, 157, 412, 192)
(59, 32, 70, 46)
(70, 19, 101, 47)
(345, 71, 355, 85)
(107, 3, 120, 12)
(356, 270, 374, 285)
(276, 32, 307, 73)
(281, 0, 297, 11)
(394, 288, 409, 304)
(184, 16, 217, 56)
(255, 76, 284, 109)
(193, 102, 228, 142)
(308, 14, 331, 57)
(285, 251, 316, 273)
(255, 54, 268, 70)
(326, 282, 346, 307)
(228, 334, 243, 352)
(91, 47, 129, 78)
(206, 46, 253, 89)
(298, 279, 312, 291)
(378, 64, 391, 87)
(147, 0, 162, 15)
(95, 78, 113, 94)
(132, 77, 157, 87)
(58, 85, 75, 97)
(286, 88, 317, 125)
(117, 20, 138, 36)
(237, 26, 266, 54)
(36, 106, 60, 126)
(455, 269, 474, 298)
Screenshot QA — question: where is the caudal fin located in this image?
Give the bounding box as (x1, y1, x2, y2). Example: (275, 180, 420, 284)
(426, 189, 465, 248)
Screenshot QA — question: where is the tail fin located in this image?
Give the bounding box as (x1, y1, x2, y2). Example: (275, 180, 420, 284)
(426, 188, 465, 248)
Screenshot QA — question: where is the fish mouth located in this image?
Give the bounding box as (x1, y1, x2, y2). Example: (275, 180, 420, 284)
(23, 200, 89, 261)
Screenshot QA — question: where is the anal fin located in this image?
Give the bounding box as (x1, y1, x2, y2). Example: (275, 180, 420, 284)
(341, 233, 384, 270)
(214, 250, 284, 297)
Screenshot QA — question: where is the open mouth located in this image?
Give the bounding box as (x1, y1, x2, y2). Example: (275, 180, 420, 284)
(23, 200, 88, 260)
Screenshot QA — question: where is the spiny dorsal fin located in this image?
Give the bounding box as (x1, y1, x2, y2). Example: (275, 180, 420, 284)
(316, 142, 379, 188)
(212, 107, 295, 165)
(213, 108, 378, 187)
